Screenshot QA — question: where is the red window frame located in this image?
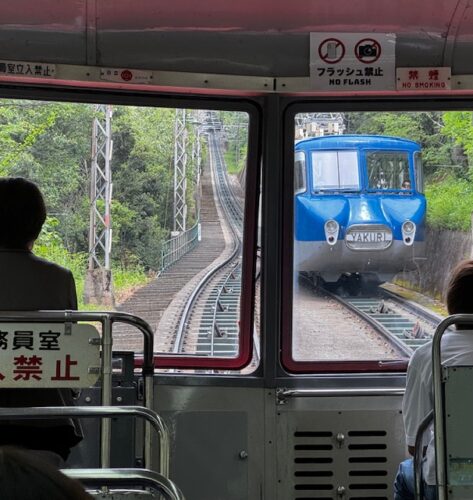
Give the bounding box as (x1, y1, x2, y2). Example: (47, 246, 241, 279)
(152, 105, 261, 370)
(281, 103, 408, 374)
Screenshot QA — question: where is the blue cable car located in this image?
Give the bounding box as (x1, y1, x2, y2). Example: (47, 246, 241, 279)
(294, 135, 426, 291)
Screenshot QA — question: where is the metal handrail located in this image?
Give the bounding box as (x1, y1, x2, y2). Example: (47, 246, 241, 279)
(160, 221, 200, 273)
(64, 468, 184, 500)
(0, 311, 155, 470)
(0, 406, 169, 478)
(276, 387, 405, 404)
(432, 314, 473, 500)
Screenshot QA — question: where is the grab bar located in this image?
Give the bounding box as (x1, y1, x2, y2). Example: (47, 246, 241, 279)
(0, 405, 169, 477)
(65, 468, 184, 500)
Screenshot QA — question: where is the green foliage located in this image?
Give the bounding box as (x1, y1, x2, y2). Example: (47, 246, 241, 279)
(442, 112, 473, 152)
(224, 146, 248, 174)
(35, 219, 88, 306)
(0, 102, 205, 273)
(111, 107, 176, 269)
(0, 102, 59, 174)
(113, 265, 149, 290)
(425, 173, 473, 231)
(0, 100, 205, 307)
(345, 111, 473, 231)
(35, 217, 149, 309)
(424, 112, 473, 231)
(345, 111, 454, 175)
(219, 111, 248, 174)
(441, 111, 473, 168)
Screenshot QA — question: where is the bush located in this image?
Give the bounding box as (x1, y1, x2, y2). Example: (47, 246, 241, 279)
(425, 173, 473, 231)
(112, 265, 149, 291)
(34, 217, 150, 309)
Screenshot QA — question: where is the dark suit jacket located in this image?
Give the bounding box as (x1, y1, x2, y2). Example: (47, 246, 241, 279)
(0, 249, 77, 310)
(0, 249, 83, 459)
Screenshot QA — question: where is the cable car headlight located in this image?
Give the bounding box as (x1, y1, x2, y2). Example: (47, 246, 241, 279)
(402, 220, 416, 246)
(324, 219, 339, 246)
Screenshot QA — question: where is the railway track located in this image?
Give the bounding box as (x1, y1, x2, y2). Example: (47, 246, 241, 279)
(113, 138, 226, 352)
(114, 118, 249, 362)
(172, 127, 244, 358)
(324, 284, 443, 357)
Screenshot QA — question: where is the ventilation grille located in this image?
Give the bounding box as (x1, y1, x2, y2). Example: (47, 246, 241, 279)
(293, 429, 389, 499)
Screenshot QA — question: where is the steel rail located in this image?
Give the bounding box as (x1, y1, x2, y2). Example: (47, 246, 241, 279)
(301, 275, 424, 358)
(303, 276, 438, 358)
(314, 281, 442, 357)
(172, 127, 243, 354)
(326, 289, 415, 357)
(211, 133, 244, 232)
(380, 287, 444, 326)
(197, 133, 243, 349)
(209, 263, 241, 355)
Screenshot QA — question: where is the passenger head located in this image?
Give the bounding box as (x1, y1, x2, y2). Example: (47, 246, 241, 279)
(402, 180, 411, 189)
(0, 447, 92, 499)
(0, 177, 46, 249)
(446, 259, 473, 329)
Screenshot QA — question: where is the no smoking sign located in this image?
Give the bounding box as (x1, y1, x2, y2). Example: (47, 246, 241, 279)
(310, 33, 396, 91)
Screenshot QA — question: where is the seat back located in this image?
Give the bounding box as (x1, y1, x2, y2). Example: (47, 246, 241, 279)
(439, 365, 473, 499)
(431, 314, 473, 500)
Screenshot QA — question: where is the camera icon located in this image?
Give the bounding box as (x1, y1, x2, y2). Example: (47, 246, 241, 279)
(357, 44, 377, 58)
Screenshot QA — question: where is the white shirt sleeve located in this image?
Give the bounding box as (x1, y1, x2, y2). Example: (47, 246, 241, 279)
(402, 349, 433, 447)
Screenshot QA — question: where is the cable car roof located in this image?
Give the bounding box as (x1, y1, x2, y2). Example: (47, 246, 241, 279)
(0, 1, 463, 33)
(1, 1, 473, 94)
(296, 135, 421, 151)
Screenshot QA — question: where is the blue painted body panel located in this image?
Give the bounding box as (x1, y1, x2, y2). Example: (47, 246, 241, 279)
(295, 194, 426, 242)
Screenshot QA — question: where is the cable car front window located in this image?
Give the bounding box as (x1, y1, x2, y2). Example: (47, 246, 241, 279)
(311, 150, 360, 191)
(367, 151, 410, 190)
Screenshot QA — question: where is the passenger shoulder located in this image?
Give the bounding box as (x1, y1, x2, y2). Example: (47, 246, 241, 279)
(29, 253, 73, 277)
(409, 340, 432, 367)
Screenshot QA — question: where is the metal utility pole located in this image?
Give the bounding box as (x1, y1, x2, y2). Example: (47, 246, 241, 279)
(189, 110, 206, 237)
(173, 108, 187, 235)
(190, 110, 205, 188)
(84, 104, 115, 306)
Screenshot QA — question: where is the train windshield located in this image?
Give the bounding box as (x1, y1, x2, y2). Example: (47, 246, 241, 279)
(311, 150, 360, 191)
(367, 151, 411, 190)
